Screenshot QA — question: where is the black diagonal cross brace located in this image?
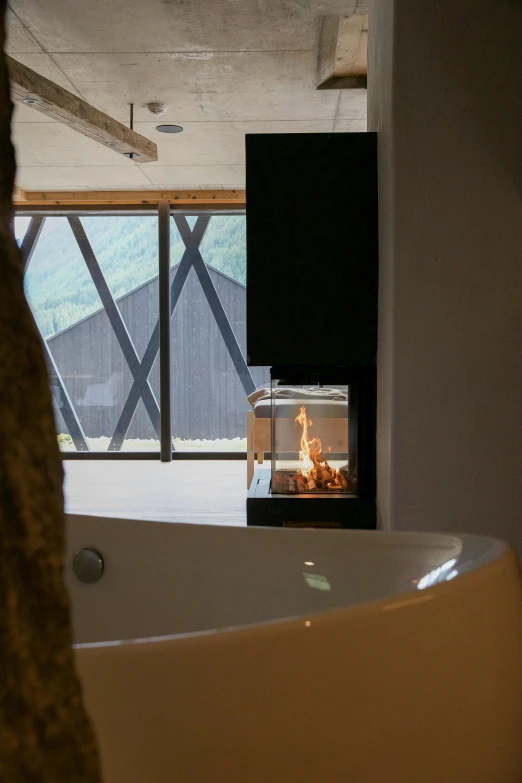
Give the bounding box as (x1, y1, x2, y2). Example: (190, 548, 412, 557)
(21, 216, 90, 451)
(108, 214, 256, 451)
(68, 217, 161, 440)
(20, 214, 45, 274)
(175, 215, 256, 397)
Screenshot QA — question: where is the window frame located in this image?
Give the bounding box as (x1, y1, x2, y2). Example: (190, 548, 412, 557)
(16, 204, 251, 461)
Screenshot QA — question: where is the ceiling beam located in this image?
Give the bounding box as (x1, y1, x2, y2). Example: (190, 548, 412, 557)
(317, 14, 368, 89)
(13, 190, 246, 209)
(12, 184, 27, 202)
(7, 56, 158, 163)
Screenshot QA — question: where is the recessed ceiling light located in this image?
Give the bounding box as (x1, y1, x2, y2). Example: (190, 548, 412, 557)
(106, 141, 119, 147)
(156, 124, 183, 134)
(23, 98, 38, 105)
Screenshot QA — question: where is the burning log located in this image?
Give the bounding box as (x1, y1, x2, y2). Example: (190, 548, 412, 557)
(316, 465, 332, 486)
(295, 474, 309, 492)
(292, 404, 350, 493)
(327, 472, 348, 491)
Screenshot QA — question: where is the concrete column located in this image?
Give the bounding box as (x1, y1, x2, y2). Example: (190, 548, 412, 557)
(368, 0, 522, 555)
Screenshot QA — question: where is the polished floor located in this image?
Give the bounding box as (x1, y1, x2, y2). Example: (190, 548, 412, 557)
(64, 460, 249, 526)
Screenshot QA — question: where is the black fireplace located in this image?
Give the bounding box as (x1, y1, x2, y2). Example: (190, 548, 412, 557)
(245, 132, 378, 529)
(247, 365, 376, 528)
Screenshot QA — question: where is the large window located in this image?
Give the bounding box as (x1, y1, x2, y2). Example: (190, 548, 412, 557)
(16, 211, 268, 455)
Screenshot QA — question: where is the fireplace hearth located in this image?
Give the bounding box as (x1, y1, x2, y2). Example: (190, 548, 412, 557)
(247, 471, 374, 529)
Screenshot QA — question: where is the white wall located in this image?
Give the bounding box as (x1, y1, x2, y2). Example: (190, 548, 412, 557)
(368, 0, 522, 555)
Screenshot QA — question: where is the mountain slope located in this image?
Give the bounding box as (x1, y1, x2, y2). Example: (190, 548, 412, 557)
(16, 215, 246, 338)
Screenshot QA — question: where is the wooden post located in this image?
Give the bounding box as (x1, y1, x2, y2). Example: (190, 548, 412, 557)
(247, 409, 255, 487)
(158, 199, 172, 462)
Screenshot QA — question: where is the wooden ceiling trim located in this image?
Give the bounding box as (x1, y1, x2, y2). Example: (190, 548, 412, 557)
(12, 185, 27, 202)
(13, 189, 246, 209)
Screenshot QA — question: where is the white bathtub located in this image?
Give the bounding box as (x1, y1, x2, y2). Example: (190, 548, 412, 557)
(67, 514, 522, 783)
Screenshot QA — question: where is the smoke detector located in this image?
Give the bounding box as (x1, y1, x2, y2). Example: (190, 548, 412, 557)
(146, 102, 167, 116)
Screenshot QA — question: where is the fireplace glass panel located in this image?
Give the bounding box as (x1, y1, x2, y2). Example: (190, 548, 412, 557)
(271, 375, 357, 495)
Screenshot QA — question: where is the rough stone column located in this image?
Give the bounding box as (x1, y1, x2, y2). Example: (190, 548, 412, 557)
(0, 3, 102, 780)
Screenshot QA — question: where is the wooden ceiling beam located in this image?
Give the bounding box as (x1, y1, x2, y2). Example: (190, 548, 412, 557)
(12, 184, 27, 202)
(12, 189, 246, 209)
(317, 14, 368, 89)
(7, 56, 158, 163)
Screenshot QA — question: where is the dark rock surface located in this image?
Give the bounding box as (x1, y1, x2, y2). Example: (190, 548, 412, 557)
(0, 5, 102, 780)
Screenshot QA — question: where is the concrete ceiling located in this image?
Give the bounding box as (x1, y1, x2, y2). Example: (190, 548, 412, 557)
(7, 0, 367, 192)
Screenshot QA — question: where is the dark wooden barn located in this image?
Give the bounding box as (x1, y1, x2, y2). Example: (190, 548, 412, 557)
(48, 264, 268, 444)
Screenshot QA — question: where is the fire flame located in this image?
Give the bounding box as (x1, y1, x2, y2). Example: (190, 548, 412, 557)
(294, 405, 346, 492)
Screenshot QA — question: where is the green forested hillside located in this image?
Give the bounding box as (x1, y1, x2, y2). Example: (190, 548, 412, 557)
(17, 215, 246, 338)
